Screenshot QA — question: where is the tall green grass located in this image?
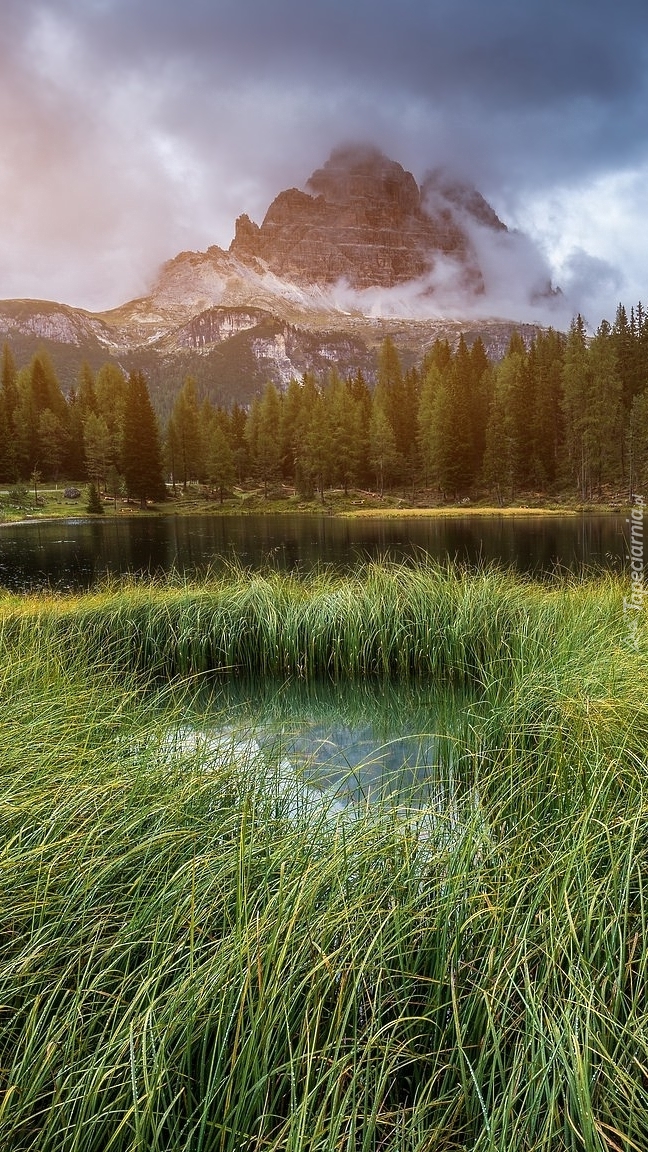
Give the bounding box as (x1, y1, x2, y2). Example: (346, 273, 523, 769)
(0, 561, 639, 685)
(1, 565, 647, 1150)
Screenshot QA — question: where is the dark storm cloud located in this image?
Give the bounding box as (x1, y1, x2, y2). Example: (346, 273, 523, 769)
(39, 0, 648, 169)
(1, 0, 647, 314)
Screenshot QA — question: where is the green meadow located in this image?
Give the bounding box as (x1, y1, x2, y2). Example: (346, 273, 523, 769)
(1, 563, 647, 1151)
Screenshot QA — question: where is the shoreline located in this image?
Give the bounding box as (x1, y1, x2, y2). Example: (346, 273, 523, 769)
(0, 498, 628, 527)
(0, 499, 622, 527)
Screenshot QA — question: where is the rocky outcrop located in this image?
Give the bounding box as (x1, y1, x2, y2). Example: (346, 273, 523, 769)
(422, 170, 508, 232)
(229, 145, 482, 289)
(175, 307, 269, 350)
(0, 146, 555, 401)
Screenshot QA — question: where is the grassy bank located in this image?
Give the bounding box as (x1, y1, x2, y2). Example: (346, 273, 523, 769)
(0, 562, 635, 684)
(0, 482, 625, 523)
(1, 566, 648, 1150)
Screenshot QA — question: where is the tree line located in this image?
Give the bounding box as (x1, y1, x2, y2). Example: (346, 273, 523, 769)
(1, 302, 648, 503)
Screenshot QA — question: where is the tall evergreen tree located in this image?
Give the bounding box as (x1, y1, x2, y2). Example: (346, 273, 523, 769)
(528, 329, 565, 486)
(38, 410, 67, 480)
(627, 389, 648, 499)
(245, 383, 281, 496)
(348, 371, 372, 488)
(205, 419, 235, 503)
(166, 376, 202, 489)
(588, 320, 623, 495)
(278, 378, 303, 483)
(230, 403, 249, 484)
(369, 399, 397, 497)
(83, 413, 112, 489)
(561, 315, 591, 499)
(77, 363, 98, 419)
(327, 373, 361, 494)
(0, 344, 18, 481)
(417, 365, 443, 488)
(375, 337, 405, 480)
(122, 370, 166, 505)
(95, 363, 127, 473)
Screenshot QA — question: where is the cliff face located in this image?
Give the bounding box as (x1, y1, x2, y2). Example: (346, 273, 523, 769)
(229, 145, 486, 289)
(0, 146, 551, 402)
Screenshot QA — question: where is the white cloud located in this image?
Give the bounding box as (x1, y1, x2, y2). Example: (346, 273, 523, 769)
(516, 163, 648, 326)
(0, 0, 647, 325)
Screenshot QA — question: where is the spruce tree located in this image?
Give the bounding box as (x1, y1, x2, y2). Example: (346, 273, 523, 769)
(561, 316, 592, 499)
(122, 370, 166, 506)
(86, 482, 104, 515)
(369, 399, 397, 497)
(167, 376, 202, 489)
(0, 344, 18, 481)
(588, 320, 623, 496)
(417, 365, 442, 489)
(95, 363, 127, 473)
(205, 421, 235, 503)
(245, 383, 282, 497)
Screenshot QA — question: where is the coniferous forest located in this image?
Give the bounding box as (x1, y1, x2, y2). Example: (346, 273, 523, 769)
(2, 303, 648, 504)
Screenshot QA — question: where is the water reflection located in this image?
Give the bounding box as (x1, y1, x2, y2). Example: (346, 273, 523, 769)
(161, 677, 478, 814)
(0, 511, 630, 590)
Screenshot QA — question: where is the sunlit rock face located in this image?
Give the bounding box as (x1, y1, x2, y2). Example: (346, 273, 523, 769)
(229, 145, 492, 290)
(0, 146, 553, 396)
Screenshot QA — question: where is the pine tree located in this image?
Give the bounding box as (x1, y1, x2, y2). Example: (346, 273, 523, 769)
(205, 421, 235, 503)
(417, 365, 442, 489)
(561, 316, 591, 499)
(375, 337, 405, 482)
(348, 371, 372, 488)
(278, 378, 303, 483)
(230, 403, 249, 484)
(122, 371, 166, 506)
(83, 413, 112, 489)
(77, 363, 98, 419)
(166, 376, 202, 489)
(0, 344, 18, 481)
(326, 373, 361, 494)
(86, 482, 104, 515)
(300, 388, 334, 499)
(528, 330, 565, 487)
(38, 410, 67, 481)
(245, 383, 281, 496)
(369, 399, 397, 497)
(95, 363, 127, 473)
(482, 365, 519, 502)
(627, 389, 648, 499)
(588, 320, 623, 496)
(65, 389, 87, 480)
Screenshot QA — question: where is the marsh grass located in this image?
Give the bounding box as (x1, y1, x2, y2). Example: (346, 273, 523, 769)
(0, 560, 638, 684)
(1, 564, 648, 1150)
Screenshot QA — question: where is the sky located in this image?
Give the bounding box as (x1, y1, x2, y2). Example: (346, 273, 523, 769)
(1, 0, 648, 328)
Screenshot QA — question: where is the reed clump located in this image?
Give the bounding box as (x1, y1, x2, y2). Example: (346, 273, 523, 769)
(1, 564, 647, 1151)
(0, 561, 638, 685)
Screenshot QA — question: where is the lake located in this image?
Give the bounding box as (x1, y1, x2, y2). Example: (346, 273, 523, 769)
(0, 511, 630, 590)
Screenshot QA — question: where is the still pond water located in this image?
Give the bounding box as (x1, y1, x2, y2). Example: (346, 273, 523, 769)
(0, 511, 631, 590)
(162, 677, 476, 818)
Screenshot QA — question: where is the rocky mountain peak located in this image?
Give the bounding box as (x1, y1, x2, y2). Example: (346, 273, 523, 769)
(305, 145, 421, 213)
(422, 169, 507, 232)
(228, 145, 495, 290)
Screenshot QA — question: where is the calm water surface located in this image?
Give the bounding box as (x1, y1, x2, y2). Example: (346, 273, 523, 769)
(0, 512, 630, 590)
(162, 677, 475, 814)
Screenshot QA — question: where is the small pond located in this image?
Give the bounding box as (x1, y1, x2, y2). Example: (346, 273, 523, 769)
(155, 677, 480, 820)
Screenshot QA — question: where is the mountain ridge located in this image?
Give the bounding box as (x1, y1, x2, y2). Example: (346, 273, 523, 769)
(0, 146, 554, 407)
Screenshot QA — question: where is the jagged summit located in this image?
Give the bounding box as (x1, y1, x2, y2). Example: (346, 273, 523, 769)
(0, 145, 557, 397)
(228, 145, 494, 290)
(422, 168, 507, 233)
